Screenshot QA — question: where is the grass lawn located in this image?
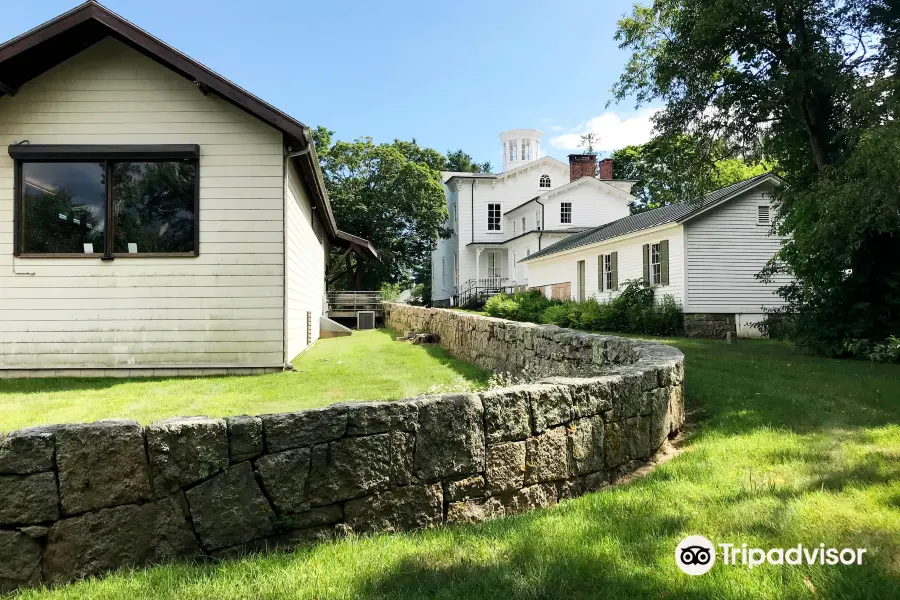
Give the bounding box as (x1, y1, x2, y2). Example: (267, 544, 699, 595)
(9, 336, 899, 599)
(0, 329, 488, 432)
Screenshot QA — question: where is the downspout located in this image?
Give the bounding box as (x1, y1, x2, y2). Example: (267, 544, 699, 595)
(535, 198, 545, 250)
(282, 143, 313, 371)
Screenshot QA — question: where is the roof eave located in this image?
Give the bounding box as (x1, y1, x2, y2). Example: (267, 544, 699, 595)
(0, 1, 362, 249)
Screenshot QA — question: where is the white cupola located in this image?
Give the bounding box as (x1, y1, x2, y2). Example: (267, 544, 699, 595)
(499, 129, 542, 172)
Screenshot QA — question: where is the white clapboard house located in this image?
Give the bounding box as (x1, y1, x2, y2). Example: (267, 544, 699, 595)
(0, 2, 375, 376)
(522, 173, 790, 337)
(431, 128, 639, 306)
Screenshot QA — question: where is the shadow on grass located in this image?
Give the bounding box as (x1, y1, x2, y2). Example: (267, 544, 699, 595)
(377, 327, 490, 387)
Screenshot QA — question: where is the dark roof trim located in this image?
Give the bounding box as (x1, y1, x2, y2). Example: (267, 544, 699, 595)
(443, 173, 496, 185)
(0, 1, 377, 252)
(334, 230, 378, 261)
(8, 143, 199, 160)
(0, 2, 309, 141)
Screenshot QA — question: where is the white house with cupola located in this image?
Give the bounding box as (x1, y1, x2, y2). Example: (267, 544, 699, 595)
(431, 128, 638, 306)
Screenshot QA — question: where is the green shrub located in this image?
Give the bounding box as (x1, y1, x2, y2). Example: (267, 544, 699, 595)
(541, 303, 574, 327)
(842, 336, 900, 363)
(484, 293, 520, 319)
(643, 294, 684, 336)
(486, 281, 685, 337)
(515, 289, 555, 322)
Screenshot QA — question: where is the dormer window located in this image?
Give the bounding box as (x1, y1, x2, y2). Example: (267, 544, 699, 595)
(539, 174, 551, 188)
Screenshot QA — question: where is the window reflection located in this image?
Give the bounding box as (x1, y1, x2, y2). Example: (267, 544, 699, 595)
(112, 161, 196, 254)
(21, 162, 106, 254)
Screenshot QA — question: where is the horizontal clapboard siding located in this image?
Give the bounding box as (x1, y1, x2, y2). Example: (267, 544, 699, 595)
(0, 38, 286, 369)
(527, 225, 686, 306)
(684, 185, 790, 313)
(284, 161, 327, 361)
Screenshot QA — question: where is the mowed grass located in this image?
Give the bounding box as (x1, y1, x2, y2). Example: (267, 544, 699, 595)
(0, 329, 488, 432)
(7, 337, 899, 599)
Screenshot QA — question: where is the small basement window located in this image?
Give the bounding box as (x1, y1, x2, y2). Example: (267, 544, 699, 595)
(757, 205, 771, 226)
(12, 145, 199, 258)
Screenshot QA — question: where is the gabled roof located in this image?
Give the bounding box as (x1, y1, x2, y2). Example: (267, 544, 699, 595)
(504, 176, 635, 215)
(0, 1, 375, 258)
(523, 173, 781, 261)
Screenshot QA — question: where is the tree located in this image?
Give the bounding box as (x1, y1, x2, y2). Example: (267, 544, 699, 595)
(444, 149, 491, 174)
(311, 127, 448, 290)
(612, 0, 899, 354)
(612, 136, 772, 212)
(611, 136, 774, 213)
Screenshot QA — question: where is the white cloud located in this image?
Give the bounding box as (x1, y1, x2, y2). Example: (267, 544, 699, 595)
(549, 109, 661, 152)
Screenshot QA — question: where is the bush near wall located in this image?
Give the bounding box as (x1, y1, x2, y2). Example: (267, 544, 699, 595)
(484, 281, 684, 337)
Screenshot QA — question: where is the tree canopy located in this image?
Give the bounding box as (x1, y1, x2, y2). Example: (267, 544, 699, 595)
(312, 127, 489, 292)
(611, 136, 771, 212)
(613, 0, 899, 356)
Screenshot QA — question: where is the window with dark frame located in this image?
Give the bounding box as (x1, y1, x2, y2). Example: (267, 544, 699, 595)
(487, 203, 501, 231)
(12, 145, 199, 258)
(561, 202, 572, 224)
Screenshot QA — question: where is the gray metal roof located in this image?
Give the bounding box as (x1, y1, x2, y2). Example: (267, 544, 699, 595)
(524, 173, 778, 261)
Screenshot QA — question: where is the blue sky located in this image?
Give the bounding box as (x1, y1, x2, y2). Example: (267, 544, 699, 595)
(1, 0, 660, 169)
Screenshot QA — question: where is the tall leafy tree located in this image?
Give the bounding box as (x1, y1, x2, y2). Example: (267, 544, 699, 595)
(612, 136, 771, 211)
(444, 149, 491, 174)
(311, 127, 449, 290)
(612, 0, 899, 355)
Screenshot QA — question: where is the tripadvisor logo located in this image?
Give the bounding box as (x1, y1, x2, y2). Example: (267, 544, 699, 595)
(675, 536, 868, 575)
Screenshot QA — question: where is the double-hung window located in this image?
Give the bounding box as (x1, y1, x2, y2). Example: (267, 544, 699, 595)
(487, 203, 501, 231)
(521, 216, 526, 232)
(650, 242, 662, 285)
(12, 145, 200, 258)
(604, 254, 613, 290)
(561, 202, 572, 224)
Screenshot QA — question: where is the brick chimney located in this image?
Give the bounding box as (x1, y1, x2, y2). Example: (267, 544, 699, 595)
(568, 154, 596, 182)
(598, 158, 614, 180)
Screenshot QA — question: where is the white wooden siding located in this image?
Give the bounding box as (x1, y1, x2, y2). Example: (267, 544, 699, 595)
(284, 161, 326, 361)
(526, 225, 686, 306)
(684, 185, 789, 313)
(0, 38, 286, 369)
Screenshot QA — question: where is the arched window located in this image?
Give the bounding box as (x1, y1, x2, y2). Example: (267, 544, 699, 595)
(539, 174, 551, 188)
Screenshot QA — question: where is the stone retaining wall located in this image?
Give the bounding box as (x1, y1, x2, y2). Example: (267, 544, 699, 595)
(0, 306, 684, 591)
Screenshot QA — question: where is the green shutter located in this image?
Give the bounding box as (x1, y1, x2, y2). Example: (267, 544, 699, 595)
(642, 244, 650, 286)
(660, 239, 670, 286)
(597, 254, 604, 291)
(611, 251, 618, 290)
